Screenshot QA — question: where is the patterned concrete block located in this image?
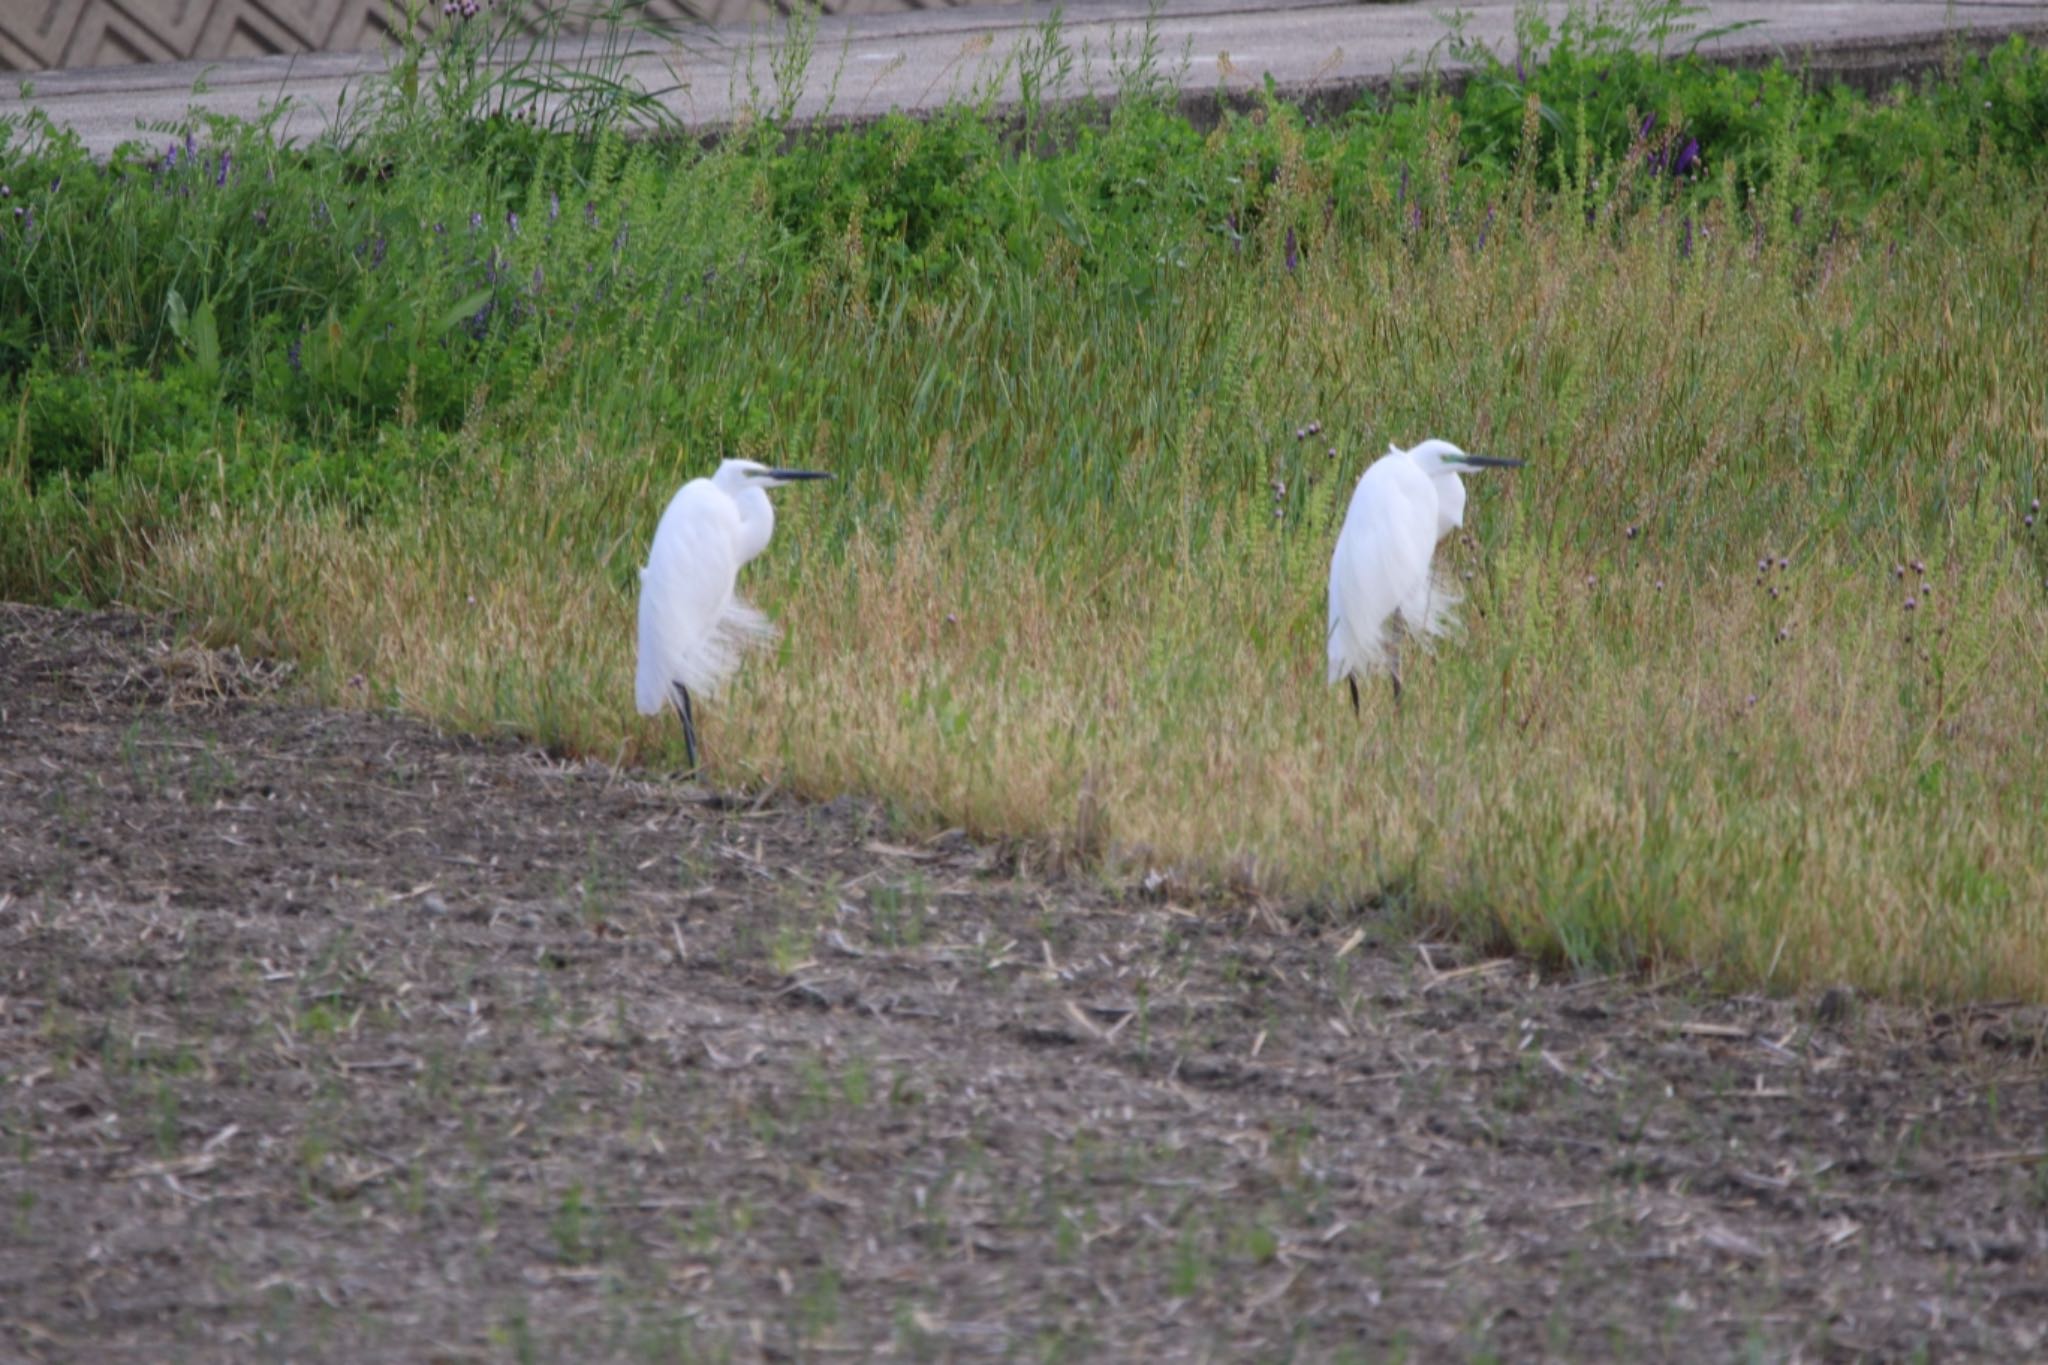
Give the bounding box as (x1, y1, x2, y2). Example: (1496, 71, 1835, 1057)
(0, 0, 963, 72)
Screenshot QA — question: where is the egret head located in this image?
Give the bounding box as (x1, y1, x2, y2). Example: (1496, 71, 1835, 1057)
(1400, 439, 1524, 476)
(713, 458, 834, 491)
(708, 459, 833, 566)
(1398, 439, 1523, 537)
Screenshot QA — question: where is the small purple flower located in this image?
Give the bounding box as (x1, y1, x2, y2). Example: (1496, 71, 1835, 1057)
(287, 336, 302, 372)
(165, 141, 180, 170)
(0, 184, 9, 199)
(1284, 226, 1297, 274)
(1638, 113, 1656, 141)
(433, 221, 446, 235)
(531, 264, 545, 293)
(1477, 204, 1494, 251)
(253, 206, 269, 228)
(506, 209, 519, 236)
(48, 176, 59, 193)
(1409, 204, 1423, 233)
(613, 222, 630, 254)
(371, 236, 387, 268)
(215, 151, 231, 188)
(585, 201, 598, 228)
(548, 192, 560, 223)
(1672, 139, 1699, 178)
(1514, 52, 1524, 83)
(469, 211, 483, 232)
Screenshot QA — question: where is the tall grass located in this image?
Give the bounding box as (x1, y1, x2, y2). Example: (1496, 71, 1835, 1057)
(5, 4, 2046, 998)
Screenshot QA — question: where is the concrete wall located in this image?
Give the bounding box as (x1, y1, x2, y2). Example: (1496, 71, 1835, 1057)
(0, 0, 972, 73)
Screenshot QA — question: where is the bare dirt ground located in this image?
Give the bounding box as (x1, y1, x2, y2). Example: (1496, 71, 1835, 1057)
(3, 602, 2046, 1363)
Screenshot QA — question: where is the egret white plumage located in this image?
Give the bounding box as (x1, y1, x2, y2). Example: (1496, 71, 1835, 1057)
(636, 459, 831, 771)
(1327, 439, 1523, 712)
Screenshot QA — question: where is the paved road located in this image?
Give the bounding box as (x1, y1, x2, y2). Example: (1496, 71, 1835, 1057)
(4, 0, 2045, 155)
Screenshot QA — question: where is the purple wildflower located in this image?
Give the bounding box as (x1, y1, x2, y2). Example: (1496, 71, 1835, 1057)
(0, 184, 9, 199)
(531, 264, 545, 293)
(549, 192, 560, 223)
(507, 209, 519, 236)
(1284, 226, 1297, 273)
(371, 236, 387, 268)
(613, 222, 629, 254)
(469, 211, 483, 232)
(1672, 139, 1699, 178)
(215, 151, 231, 187)
(1477, 203, 1494, 251)
(287, 336, 302, 372)
(1638, 113, 1656, 141)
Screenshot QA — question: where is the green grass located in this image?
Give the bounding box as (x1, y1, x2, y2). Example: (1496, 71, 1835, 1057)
(4, 2, 2047, 999)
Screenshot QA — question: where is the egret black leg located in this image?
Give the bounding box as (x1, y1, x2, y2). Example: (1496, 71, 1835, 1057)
(671, 682, 700, 775)
(1348, 676, 1360, 716)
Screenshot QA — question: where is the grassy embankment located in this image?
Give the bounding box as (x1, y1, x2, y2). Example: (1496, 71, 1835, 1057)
(4, 2, 2046, 997)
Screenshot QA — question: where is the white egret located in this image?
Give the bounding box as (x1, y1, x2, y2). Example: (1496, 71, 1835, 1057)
(1327, 439, 1523, 712)
(635, 459, 832, 772)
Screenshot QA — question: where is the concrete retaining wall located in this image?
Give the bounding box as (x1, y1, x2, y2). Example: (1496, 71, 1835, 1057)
(0, 0, 979, 73)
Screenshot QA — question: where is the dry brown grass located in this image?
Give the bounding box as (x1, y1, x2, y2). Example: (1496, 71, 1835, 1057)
(140, 187, 2048, 1000)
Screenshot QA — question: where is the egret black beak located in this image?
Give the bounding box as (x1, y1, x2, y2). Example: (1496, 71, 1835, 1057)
(1458, 455, 1525, 470)
(765, 468, 833, 482)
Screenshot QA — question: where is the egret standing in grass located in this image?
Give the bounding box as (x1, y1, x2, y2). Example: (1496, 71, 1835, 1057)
(1327, 439, 1523, 713)
(636, 459, 832, 773)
